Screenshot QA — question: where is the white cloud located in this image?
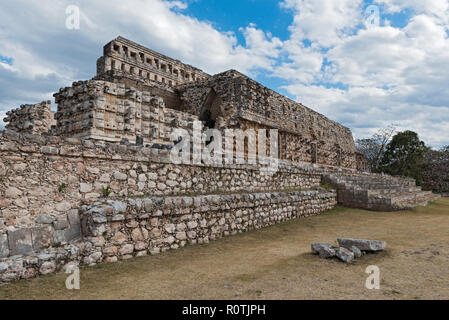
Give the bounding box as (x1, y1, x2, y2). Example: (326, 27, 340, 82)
(375, 0, 449, 16)
(0, 110, 7, 130)
(0, 0, 284, 127)
(0, 0, 448, 148)
(281, 0, 364, 47)
(276, 0, 449, 147)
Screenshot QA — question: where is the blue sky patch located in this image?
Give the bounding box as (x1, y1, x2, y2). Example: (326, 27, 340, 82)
(184, 0, 293, 43)
(0, 55, 13, 66)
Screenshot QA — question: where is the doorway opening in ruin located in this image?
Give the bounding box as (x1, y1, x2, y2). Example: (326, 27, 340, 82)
(200, 89, 222, 130)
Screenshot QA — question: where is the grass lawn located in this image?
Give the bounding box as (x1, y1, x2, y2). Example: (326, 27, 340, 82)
(1, 198, 449, 300)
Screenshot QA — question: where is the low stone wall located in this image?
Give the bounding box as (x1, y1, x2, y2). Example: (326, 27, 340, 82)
(0, 190, 336, 283)
(80, 190, 337, 262)
(0, 130, 326, 265)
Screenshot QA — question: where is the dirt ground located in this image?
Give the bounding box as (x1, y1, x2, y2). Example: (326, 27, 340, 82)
(1, 198, 449, 300)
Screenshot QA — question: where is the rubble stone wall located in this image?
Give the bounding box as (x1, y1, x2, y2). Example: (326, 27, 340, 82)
(79, 190, 337, 263)
(0, 189, 336, 283)
(3, 101, 55, 135)
(0, 130, 325, 261)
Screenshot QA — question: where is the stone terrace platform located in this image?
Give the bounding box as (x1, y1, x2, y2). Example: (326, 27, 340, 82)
(324, 172, 441, 211)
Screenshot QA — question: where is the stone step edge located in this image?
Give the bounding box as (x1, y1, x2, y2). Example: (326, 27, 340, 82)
(81, 189, 338, 223)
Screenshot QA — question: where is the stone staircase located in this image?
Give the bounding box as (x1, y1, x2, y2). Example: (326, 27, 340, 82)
(323, 172, 441, 211)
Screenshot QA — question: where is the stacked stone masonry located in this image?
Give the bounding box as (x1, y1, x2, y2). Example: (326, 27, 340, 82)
(54, 80, 199, 146)
(80, 191, 336, 264)
(0, 189, 335, 282)
(96, 36, 210, 88)
(3, 101, 56, 135)
(323, 173, 441, 211)
(0, 131, 336, 281)
(177, 70, 366, 170)
(0, 130, 338, 282)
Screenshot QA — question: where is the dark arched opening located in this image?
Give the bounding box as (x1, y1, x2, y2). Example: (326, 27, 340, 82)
(199, 89, 222, 129)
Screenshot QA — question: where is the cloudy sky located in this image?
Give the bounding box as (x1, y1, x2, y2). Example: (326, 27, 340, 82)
(1, 0, 448, 148)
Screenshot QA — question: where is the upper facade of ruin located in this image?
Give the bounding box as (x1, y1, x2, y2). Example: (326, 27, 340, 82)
(3, 36, 367, 170)
(96, 36, 210, 87)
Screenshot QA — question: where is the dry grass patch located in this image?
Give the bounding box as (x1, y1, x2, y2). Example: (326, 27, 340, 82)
(1, 198, 449, 300)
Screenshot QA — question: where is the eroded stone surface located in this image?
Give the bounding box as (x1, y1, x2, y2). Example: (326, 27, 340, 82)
(350, 245, 362, 258)
(0, 189, 336, 283)
(336, 247, 355, 263)
(311, 243, 336, 259)
(4, 101, 55, 135)
(338, 238, 387, 252)
(0, 233, 9, 258)
(8, 229, 33, 256)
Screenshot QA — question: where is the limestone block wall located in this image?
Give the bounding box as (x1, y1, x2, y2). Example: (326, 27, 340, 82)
(0, 190, 335, 283)
(3, 101, 55, 135)
(0, 130, 325, 260)
(79, 191, 337, 263)
(54, 80, 198, 146)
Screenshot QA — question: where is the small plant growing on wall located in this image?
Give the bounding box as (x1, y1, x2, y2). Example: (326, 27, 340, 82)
(102, 186, 112, 198)
(58, 183, 67, 193)
(320, 182, 333, 191)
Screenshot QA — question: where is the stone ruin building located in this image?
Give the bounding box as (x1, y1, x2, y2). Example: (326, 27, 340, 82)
(4, 101, 56, 135)
(0, 36, 440, 282)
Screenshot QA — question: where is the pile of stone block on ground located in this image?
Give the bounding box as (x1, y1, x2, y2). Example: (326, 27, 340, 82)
(311, 238, 387, 263)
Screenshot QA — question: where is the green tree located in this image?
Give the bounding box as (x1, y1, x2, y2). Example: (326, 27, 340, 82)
(379, 130, 429, 185)
(422, 146, 449, 193)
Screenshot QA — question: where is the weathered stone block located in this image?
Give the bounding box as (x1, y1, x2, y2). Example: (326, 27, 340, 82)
(53, 217, 69, 230)
(350, 245, 362, 258)
(36, 215, 55, 225)
(114, 172, 127, 181)
(80, 183, 93, 193)
(53, 225, 81, 245)
(0, 233, 9, 258)
(55, 201, 72, 212)
(337, 238, 386, 252)
(40, 261, 56, 275)
(67, 209, 80, 226)
(336, 247, 354, 263)
(311, 243, 336, 259)
(5, 187, 22, 199)
(0, 262, 8, 272)
(8, 229, 33, 256)
(119, 244, 134, 255)
(31, 226, 54, 251)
